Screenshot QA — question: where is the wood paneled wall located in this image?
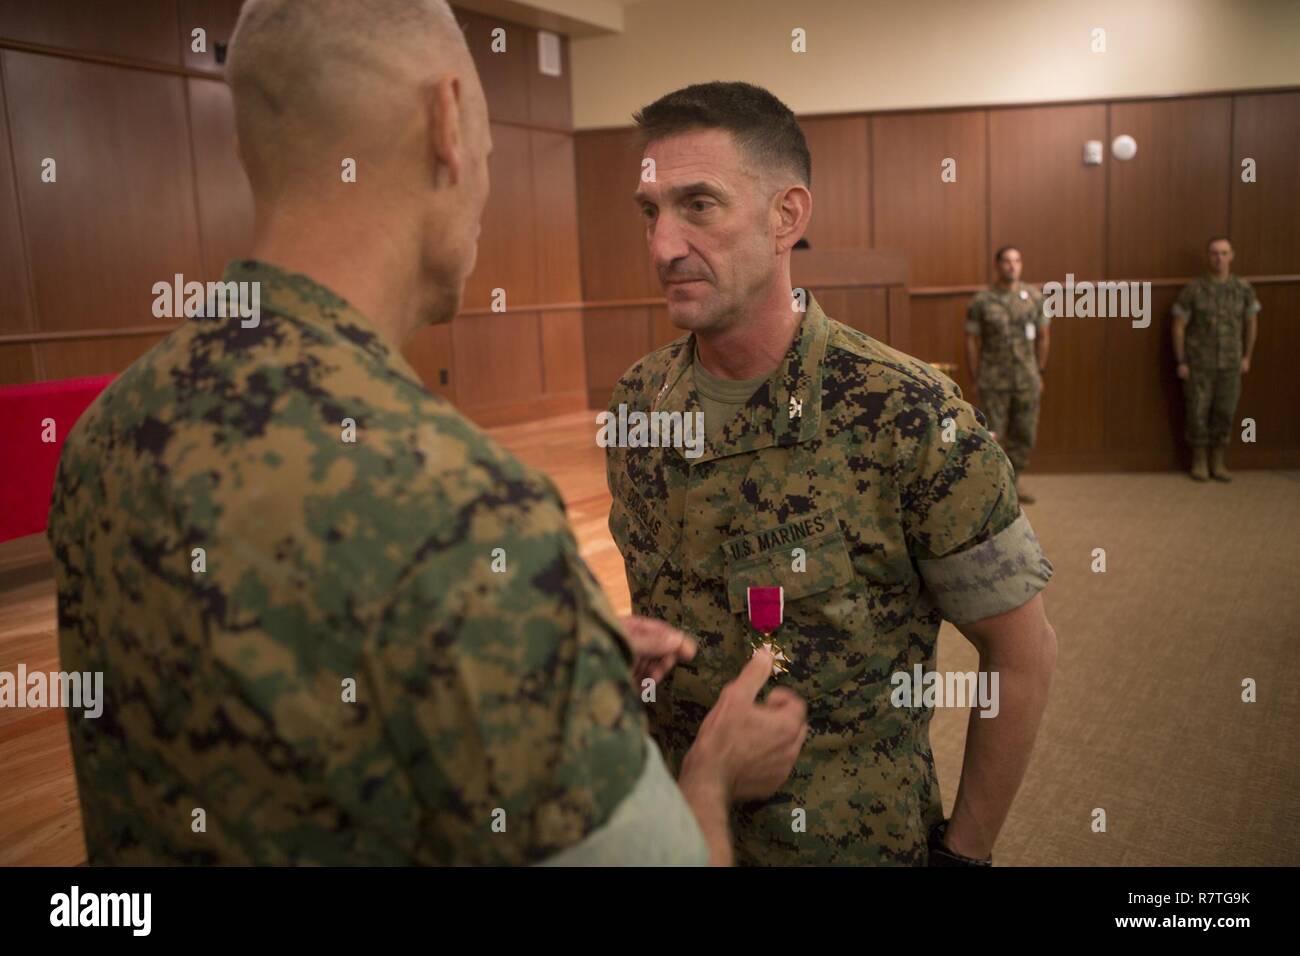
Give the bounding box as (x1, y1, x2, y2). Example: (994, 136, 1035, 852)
(574, 89, 1300, 472)
(0, 2, 588, 428)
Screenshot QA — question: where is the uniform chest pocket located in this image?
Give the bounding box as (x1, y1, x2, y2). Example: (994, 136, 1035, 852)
(721, 510, 926, 702)
(984, 304, 1011, 329)
(722, 521, 855, 616)
(723, 522, 874, 705)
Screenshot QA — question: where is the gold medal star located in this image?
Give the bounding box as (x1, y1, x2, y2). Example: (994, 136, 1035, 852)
(752, 637, 792, 677)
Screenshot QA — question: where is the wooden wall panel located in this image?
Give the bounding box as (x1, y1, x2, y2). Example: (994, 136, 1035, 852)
(0, 344, 38, 386)
(456, 7, 570, 130)
(463, 123, 537, 309)
(531, 130, 582, 303)
(812, 288, 887, 342)
(5, 53, 201, 334)
(989, 104, 1106, 283)
(905, 295, 970, 390)
(0, 0, 180, 65)
(0, 55, 35, 336)
(36, 334, 166, 380)
(540, 309, 587, 397)
(799, 115, 870, 251)
(1231, 91, 1300, 277)
(457, 9, 530, 126)
(451, 311, 542, 410)
(1108, 97, 1231, 279)
(584, 306, 651, 408)
(526, 28, 571, 130)
(1033, 310, 1107, 457)
(872, 110, 986, 288)
(1238, 282, 1300, 459)
(178, 0, 244, 74)
(886, 286, 910, 350)
(649, 305, 681, 351)
(1103, 286, 1182, 461)
(574, 129, 657, 302)
(401, 322, 457, 404)
(188, 77, 253, 279)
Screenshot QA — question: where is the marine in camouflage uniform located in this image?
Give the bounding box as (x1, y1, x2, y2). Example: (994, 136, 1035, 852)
(48, 260, 654, 865)
(1171, 274, 1260, 456)
(605, 293, 1054, 865)
(965, 284, 1049, 476)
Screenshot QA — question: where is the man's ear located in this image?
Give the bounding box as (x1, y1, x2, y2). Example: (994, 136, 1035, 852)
(426, 73, 462, 187)
(773, 184, 812, 254)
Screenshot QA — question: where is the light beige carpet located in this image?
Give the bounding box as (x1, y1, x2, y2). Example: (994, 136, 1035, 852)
(931, 470, 1300, 865)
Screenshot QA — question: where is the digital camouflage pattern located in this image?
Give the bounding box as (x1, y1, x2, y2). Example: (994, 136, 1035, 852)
(1173, 275, 1260, 447)
(1183, 367, 1242, 448)
(965, 285, 1048, 392)
(966, 285, 1047, 473)
(1172, 274, 1260, 371)
(979, 386, 1039, 474)
(606, 294, 1054, 865)
(48, 260, 647, 866)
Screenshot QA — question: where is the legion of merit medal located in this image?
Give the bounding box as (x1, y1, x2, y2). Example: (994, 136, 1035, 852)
(746, 586, 791, 676)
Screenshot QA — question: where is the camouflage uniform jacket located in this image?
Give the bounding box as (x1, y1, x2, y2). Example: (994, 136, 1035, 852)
(1172, 274, 1260, 370)
(606, 293, 1054, 865)
(965, 285, 1049, 391)
(48, 260, 647, 865)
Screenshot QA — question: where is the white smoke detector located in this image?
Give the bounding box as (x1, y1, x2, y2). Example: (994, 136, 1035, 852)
(1112, 134, 1138, 161)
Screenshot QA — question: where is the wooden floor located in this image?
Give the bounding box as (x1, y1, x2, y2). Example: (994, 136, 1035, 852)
(2, 410, 1297, 865)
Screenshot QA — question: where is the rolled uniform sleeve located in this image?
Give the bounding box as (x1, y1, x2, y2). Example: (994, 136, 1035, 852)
(537, 737, 708, 866)
(1171, 284, 1194, 320)
(900, 387, 1053, 625)
(964, 297, 982, 336)
(1035, 289, 1051, 329)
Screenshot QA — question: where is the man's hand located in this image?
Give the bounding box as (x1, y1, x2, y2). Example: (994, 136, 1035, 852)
(1177, 362, 1190, 380)
(681, 650, 809, 802)
(671, 650, 809, 866)
(619, 615, 697, 686)
(1241, 356, 1251, 374)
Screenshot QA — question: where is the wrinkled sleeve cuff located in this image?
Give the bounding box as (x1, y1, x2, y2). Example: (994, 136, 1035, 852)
(963, 320, 980, 335)
(536, 737, 708, 867)
(917, 511, 1054, 625)
(1171, 303, 1190, 319)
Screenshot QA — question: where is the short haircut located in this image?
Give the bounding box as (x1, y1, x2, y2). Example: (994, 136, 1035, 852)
(995, 245, 1021, 262)
(1206, 236, 1233, 251)
(227, 0, 464, 198)
(632, 81, 811, 187)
